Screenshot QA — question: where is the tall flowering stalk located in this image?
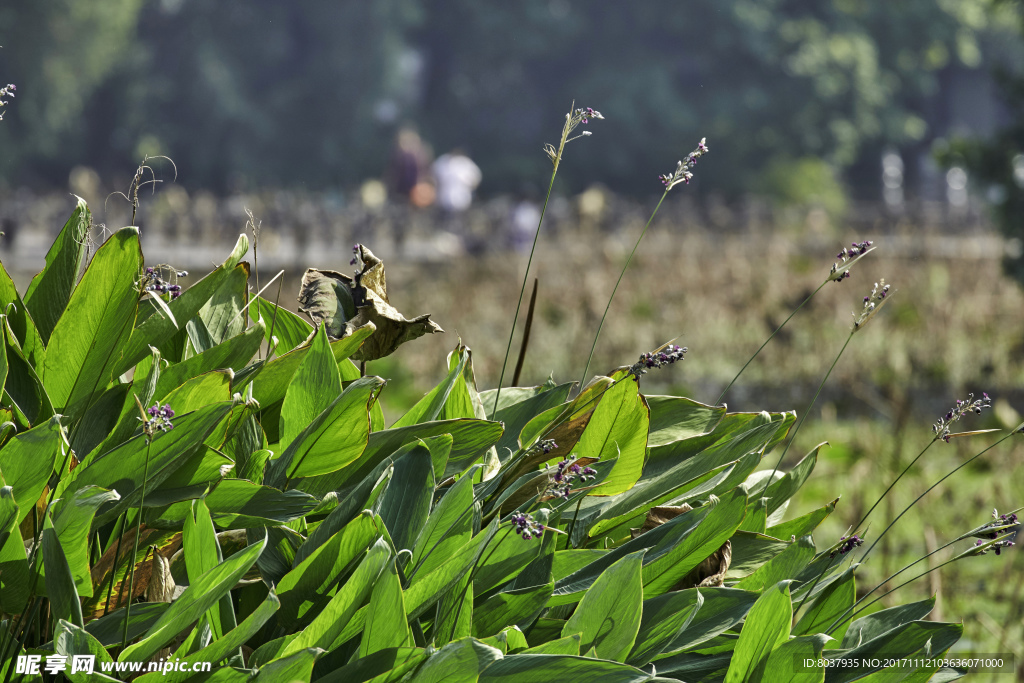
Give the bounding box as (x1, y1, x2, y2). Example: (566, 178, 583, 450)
(493, 103, 604, 416)
(578, 139, 708, 389)
(121, 398, 174, 651)
(717, 241, 875, 404)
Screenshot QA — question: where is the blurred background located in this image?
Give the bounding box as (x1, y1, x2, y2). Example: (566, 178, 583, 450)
(2, 1, 1024, 673)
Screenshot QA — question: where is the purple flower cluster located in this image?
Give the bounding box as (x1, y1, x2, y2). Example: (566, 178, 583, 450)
(852, 280, 892, 331)
(974, 538, 1015, 556)
(510, 512, 545, 541)
(144, 266, 187, 300)
(0, 84, 14, 121)
(630, 344, 688, 381)
(829, 240, 873, 282)
(546, 454, 598, 500)
(350, 243, 361, 266)
(974, 510, 1018, 555)
(659, 138, 710, 190)
(144, 403, 175, 436)
(575, 106, 603, 124)
(531, 439, 558, 456)
(932, 392, 992, 443)
(830, 534, 864, 558)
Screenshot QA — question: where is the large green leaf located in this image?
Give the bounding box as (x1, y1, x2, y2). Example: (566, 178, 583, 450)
(266, 375, 380, 489)
(411, 466, 477, 576)
(300, 417, 503, 497)
(394, 345, 468, 428)
(282, 538, 390, 657)
(119, 534, 266, 663)
(759, 444, 825, 516)
(794, 565, 856, 640)
(153, 323, 265, 399)
(763, 634, 829, 683)
(735, 535, 816, 592)
(725, 580, 793, 683)
(824, 621, 963, 683)
(642, 488, 747, 597)
(0, 415, 62, 524)
(561, 550, 644, 661)
(113, 235, 249, 376)
(50, 486, 120, 596)
(23, 196, 91, 343)
(574, 376, 649, 496)
(655, 587, 758, 656)
(54, 620, 118, 683)
(361, 554, 414, 657)
(194, 479, 318, 529)
(0, 262, 45, 371)
(42, 227, 142, 420)
(489, 381, 574, 460)
(1, 316, 53, 427)
(197, 260, 249, 346)
(42, 510, 85, 633)
(280, 322, 342, 449)
(276, 510, 381, 622)
(840, 597, 935, 650)
(646, 395, 726, 447)
(134, 590, 280, 683)
(627, 588, 702, 666)
(184, 499, 235, 642)
(408, 637, 503, 683)
(314, 647, 428, 683)
(378, 442, 435, 552)
(478, 654, 654, 683)
(250, 648, 321, 683)
(250, 296, 314, 356)
(59, 402, 234, 526)
(473, 582, 553, 640)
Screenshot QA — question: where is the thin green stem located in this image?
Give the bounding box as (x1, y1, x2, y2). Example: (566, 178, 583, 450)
(443, 527, 514, 644)
(859, 431, 1014, 565)
(122, 437, 154, 651)
(767, 330, 854, 484)
(103, 513, 128, 617)
(793, 554, 837, 616)
(717, 281, 826, 405)
(850, 439, 937, 542)
(492, 168, 559, 417)
(564, 493, 586, 551)
(578, 191, 669, 389)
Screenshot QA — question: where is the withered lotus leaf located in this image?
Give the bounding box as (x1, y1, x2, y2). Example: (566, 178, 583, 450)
(298, 244, 443, 361)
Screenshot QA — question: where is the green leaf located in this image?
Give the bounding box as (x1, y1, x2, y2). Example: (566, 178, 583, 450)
(489, 381, 574, 460)
(561, 550, 644, 662)
(478, 654, 655, 683)
(361, 554, 413, 657)
(767, 499, 837, 540)
(0, 262, 45, 371)
(251, 296, 314, 355)
(408, 637, 503, 683)
(824, 621, 963, 683)
(250, 647, 321, 682)
(266, 375, 380, 489)
(313, 647, 428, 683)
(736, 535, 816, 592)
(1, 316, 53, 426)
(763, 634, 830, 683)
(642, 488, 748, 597)
(0, 415, 61, 524)
(119, 533, 267, 663)
(442, 343, 487, 421)
(474, 582, 553, 639)
(50, 486, 121, 596)
(627, 588, 702, 666)
(300, 418, 503, 497)
(740, 497, 769, 534)
(657, 587, 758, 656)
(521, 635, 581, 656)
(412, 466, 477, 577)
(725, 580, 793, 683)
(760, 444, 825, 516)
(280, 323, 342, 449)
(0, 508, 30, 612)
(83, 602, 170, 647)
(378, 442, 435, 552)
(394, 345, 468, 428)
(840, 597, 935, 650)
(277, 510, 381, 623)
(646, 395, 726, 447)
(154, 324, 265, 398)
(42, 227, 142, 420)
(23, 196, 91, 343)
(113, 234, 249, 376)
(794, 565, 856, 639)
(42, 510, 84, 633)
(574, 377, 649, 496)
(0, 486, 18, 560)
(54, 619, 117, 683)
(283, 538, 391, 656)
(184, 499, 232, 640)
(197, 261, 249, 346)
(201, 479, 319, 528)
(60, 402, 234, 526)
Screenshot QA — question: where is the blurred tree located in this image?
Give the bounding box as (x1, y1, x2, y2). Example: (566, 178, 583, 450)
(0, 0, 1019, 198)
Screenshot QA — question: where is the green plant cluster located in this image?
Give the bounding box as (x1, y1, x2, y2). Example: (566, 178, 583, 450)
(0, 197, 987, 682)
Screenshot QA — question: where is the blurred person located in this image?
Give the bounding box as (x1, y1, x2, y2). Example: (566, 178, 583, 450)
(509, 191, 541, 252)
(386, 127, 432, 205)
(432, 148, 481, 240)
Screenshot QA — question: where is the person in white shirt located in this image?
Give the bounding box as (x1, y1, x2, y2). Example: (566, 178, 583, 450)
(432, 148, 481, 214)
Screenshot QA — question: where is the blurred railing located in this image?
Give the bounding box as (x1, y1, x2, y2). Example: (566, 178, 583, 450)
(0, 187, 1005, 279)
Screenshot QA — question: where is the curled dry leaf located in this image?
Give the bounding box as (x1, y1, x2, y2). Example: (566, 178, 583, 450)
(297, 244, 443, 361)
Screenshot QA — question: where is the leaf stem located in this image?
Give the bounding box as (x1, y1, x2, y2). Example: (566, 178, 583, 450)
(578, 191, 669, 389)
(121, 436, 154, 651)
(717, 281, 826, 405)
